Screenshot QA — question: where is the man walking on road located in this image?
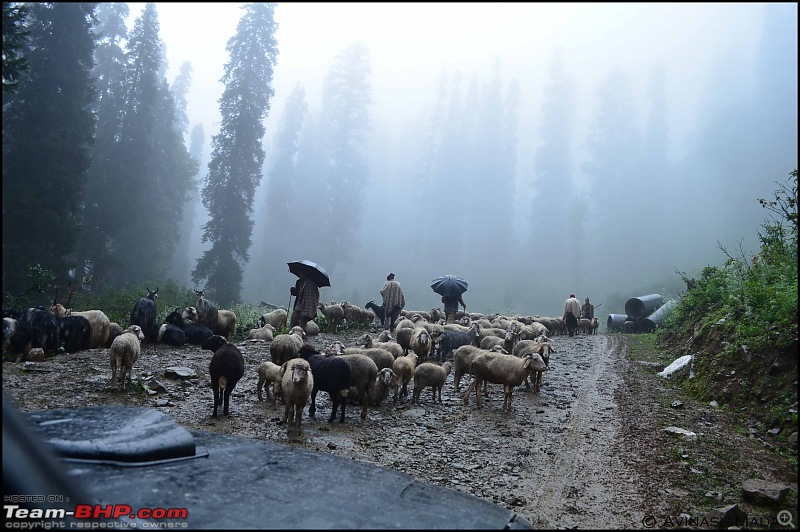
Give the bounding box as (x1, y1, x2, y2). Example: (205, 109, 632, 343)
(380, 273, 405, 332)
(563, 294, 582, 337)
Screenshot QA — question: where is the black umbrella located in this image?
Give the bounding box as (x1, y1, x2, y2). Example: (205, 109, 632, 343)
(288, 260, 331, 288)
(431, 275, 468, 297)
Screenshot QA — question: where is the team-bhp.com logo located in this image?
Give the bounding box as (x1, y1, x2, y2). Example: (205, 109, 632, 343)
(4, 503, 189, 528)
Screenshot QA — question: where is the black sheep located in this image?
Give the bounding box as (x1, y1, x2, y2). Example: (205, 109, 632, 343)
(201, 335, 245, 417)
(297, 343, 352, 423)
(165, 307, 213, 345)
(435, 324, 482, 363)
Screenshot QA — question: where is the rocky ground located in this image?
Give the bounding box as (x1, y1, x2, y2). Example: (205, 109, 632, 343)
(3, 327, 797, 529)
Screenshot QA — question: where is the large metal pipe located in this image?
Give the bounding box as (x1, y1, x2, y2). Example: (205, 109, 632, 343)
(606, 314, 628, 331)
(624, 294, 664, 320)
(638, 299, 678, 333)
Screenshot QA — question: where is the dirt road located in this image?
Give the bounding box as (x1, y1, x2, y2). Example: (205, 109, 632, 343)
(2, 329, 795, 529)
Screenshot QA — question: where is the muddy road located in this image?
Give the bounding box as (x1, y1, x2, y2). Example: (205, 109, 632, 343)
(3, 329, 794, 529)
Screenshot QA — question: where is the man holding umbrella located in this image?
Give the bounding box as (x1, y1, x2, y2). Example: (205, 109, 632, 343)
(431, 275, 468, 325)
(288, 260, 329, 330)
(442, 294, 466, 325)
(289, 270, 320, 330)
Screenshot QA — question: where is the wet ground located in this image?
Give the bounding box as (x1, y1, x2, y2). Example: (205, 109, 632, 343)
(3, 328, 795, 529)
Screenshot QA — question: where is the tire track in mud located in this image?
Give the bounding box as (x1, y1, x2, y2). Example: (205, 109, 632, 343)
(519, 333, 642, 529)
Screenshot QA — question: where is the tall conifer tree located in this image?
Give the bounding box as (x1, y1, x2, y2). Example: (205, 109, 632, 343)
(101, 3, 196, 287)
(193, 3, 278, 306)
(250, 84, 307, 300)
(2, 2, 97, 297)
(77, 2, 129, 288)
(317, 42, 373, 274)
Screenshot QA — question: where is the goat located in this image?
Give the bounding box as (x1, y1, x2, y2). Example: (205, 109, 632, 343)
(130, 287, 159, 342)
(364, 300, 385, 325)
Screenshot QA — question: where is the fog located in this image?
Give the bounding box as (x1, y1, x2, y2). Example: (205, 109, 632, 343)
(131, 2, 798, 317)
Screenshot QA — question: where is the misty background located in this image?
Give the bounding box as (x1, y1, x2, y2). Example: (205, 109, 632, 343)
(3, 3, 797, 319)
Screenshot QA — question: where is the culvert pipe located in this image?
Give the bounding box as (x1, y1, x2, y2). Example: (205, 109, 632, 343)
(624, 294, 664, 320)
(638, 299, 678, 333)
(607, 314, 628, 331)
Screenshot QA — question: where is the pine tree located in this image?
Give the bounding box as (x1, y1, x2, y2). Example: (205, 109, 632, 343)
(2, 2, 97, 298)
(582, 66, 641, 288)
(192, 3, 278, 306)
(171, 61, 192, 138)
(317, 42, 373, 274)
(170, 123, 204, 286)
(532, 51, 575, 252)
(251, 83, 308, 301)
(77, 2, 129, 289)
(430, 70, 466, 267)
(101, 3, 196, 288)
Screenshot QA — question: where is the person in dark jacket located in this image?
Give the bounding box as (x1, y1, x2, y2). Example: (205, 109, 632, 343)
(289, 271, 319, 330)
(380, 273, 405, 332)
(581, 298, 595, 320)
(442, 294, 466, 325)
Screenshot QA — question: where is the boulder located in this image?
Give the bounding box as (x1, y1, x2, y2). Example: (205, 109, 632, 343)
(741, 479, 791, 505)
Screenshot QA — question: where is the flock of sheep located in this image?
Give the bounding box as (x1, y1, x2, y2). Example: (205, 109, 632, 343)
(236, 302, 575, 437)
(3, 292, 597, 439)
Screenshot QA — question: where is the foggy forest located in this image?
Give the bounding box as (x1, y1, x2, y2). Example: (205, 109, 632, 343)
(2, 2, 797, 318)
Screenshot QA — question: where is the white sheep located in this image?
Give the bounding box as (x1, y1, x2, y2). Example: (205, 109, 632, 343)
(410, 327, 433, 362)
(304, 319, 320, 336)
(340, 301, 373, 327)
(109, 325, 145, 391)
(183, 306, 237, 340)
(269, 326, 306, 366)
(370, 367, 398, 406)
(394, 318, 415, 330)
(513, 340, 556, 393)
(318, 302, 345, 333)
(345, 367, 398, 407)
(400, 309, 432, 321)
(360, 333, 404, 359)
(463, 352, 546, 413)
(279, 358, 314, 436)
(338, 353, 379, 420)
(452, 344, 507, 393)
(512, 339, 556, 367)
(248, 323, 275, 341)
(257, 360, 284, 405)
(258, 308, 288, 330)
(394, 325, 415, 355)
(342, 346, 395, 372)
(412, 361, 452, 405)
(390, 352, 418, 401)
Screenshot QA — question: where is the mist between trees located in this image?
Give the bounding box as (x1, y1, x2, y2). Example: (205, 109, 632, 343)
(2, 3, 796, 317)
